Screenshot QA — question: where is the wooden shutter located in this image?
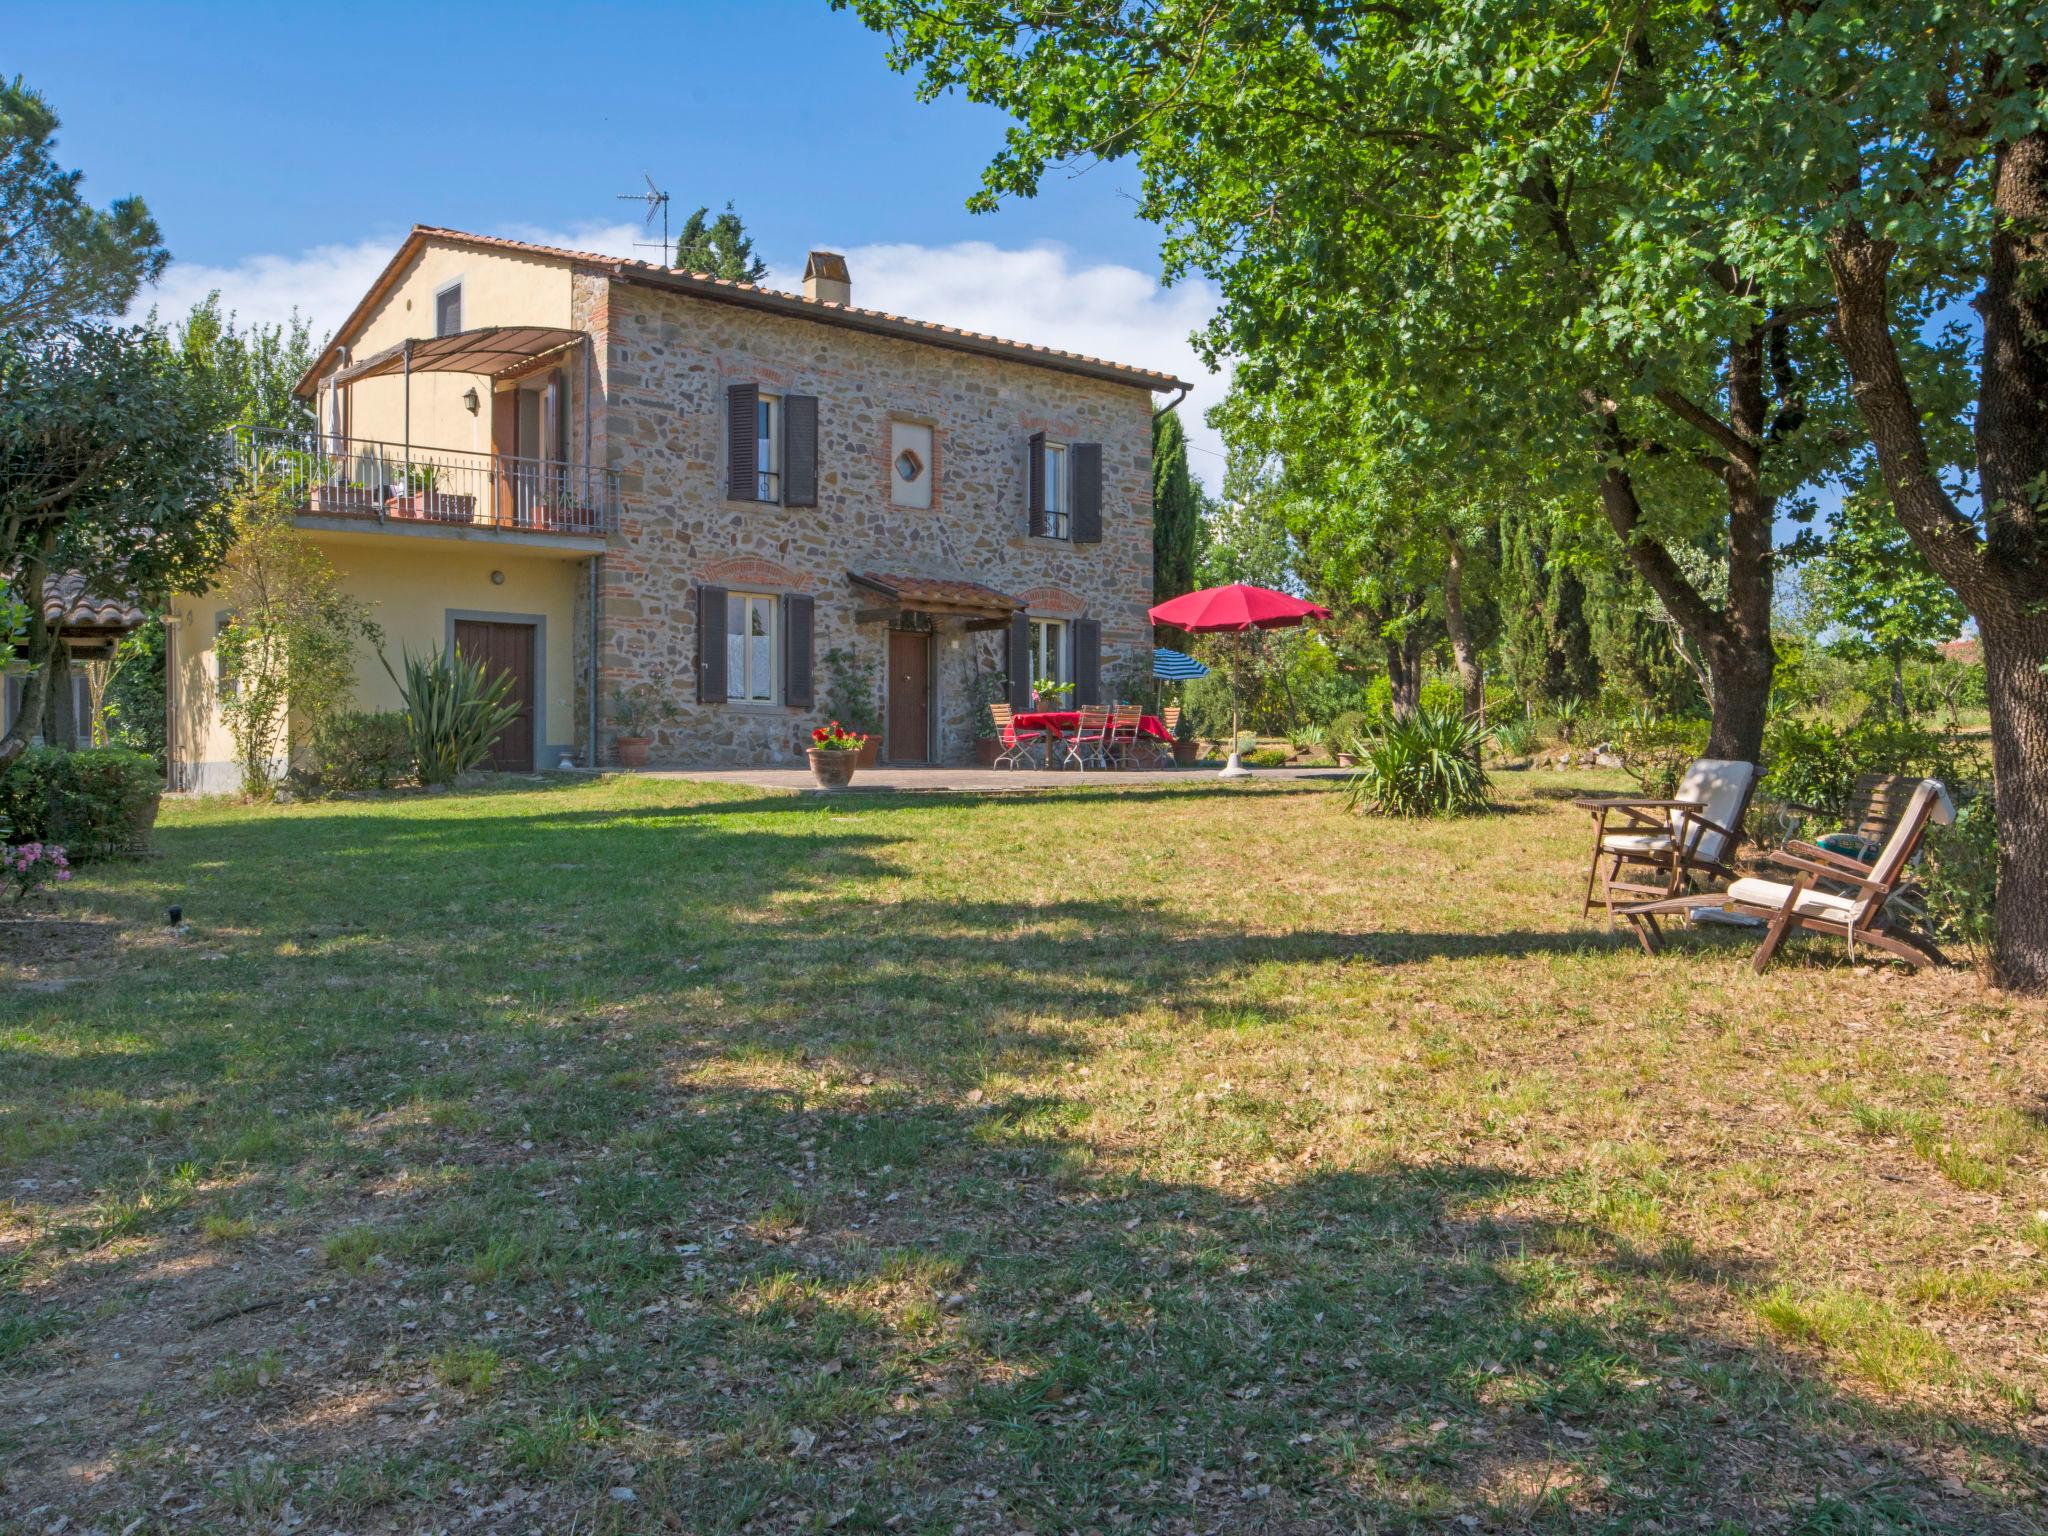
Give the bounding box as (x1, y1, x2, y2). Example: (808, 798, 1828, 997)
(696, 584, 730, 703)
(783, 394, 818, 507)
(1007, 612, 1032, 710)
(1027, 431, 1047, 538)
(726, 383, 758, 500)
(1070, 442, 1102, 544)
(1073, 620, 1103, 705)
(782, 593, 815, 708)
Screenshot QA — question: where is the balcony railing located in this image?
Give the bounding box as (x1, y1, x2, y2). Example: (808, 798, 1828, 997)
(232, 426, 618, 537)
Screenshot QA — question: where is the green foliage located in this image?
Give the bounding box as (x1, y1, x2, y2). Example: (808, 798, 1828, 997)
(1498, 507, 1599, 711)
(1801, 489, 1967, 714)
(1151, 409, 1201, 609)
(607, 682, 677, 739)
(1610, 711, 1709, 798)
(673, 201, 768, 282)
(0, 745, 160, 857)
(1244, 746, 1290, 768)
(820, 647, 881, 736)
(1490, 714, 1539, 760)
(1343, 706, 1492, 818)
(213, 489, 381, 798)
(0, 75, 169, 334)
(1328, 710, 1368, 756)
(94, 617, 167, 766)
(1922, 793, 1997, 960)
(308, 711, 411, 793)
(968, 666, 1006, 738)
(1761, 715, 1985, 815)
(382, 647, 523, 788)
(0, 325, 235, 762)
(171, 293, 319, 435)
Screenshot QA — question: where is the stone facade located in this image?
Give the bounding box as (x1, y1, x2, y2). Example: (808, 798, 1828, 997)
(587, 276, 1159, 766)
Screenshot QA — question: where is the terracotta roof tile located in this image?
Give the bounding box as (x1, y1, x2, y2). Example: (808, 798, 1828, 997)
(300, 226, 1191, 396)
(36, 571, 146, 631)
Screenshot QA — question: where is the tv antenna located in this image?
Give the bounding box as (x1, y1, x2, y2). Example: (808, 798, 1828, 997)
(617, 173, 671, 261)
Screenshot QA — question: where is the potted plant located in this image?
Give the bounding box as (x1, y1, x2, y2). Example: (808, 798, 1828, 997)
(1171, 708, 1201, 766)
(821, 647, 883, 767)
(1031, 678, 1074, 710)
(969, 667, 1007, 766)
(608, 682, 676, 768)
(807, 720, 869, 789)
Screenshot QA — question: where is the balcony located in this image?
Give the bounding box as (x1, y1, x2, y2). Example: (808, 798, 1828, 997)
(233, 426, 619, 539)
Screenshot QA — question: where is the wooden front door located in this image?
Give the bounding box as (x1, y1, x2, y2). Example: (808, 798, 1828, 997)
(452, 619, 536, 772)
(886, 629, 932, 764)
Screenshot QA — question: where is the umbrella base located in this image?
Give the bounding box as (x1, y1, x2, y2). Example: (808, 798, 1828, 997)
(1218, 753, 1251, 779)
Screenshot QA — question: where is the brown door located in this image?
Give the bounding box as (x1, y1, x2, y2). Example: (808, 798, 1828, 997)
(452, 619, 536, 772)
(887, 629, 932, 764)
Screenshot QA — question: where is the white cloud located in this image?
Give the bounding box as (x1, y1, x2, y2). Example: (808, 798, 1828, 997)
(133, 226, 1227, 487)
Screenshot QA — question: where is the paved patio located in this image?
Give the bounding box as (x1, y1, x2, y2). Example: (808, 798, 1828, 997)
(636, 763, 1349, 795)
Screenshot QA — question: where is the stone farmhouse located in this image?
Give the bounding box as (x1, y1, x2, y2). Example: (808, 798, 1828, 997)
(167, 226, 1188, 789)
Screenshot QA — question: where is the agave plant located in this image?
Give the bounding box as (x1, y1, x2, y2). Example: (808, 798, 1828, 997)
(1343, 705, 1493, 817)
(381, 645, 523, 786)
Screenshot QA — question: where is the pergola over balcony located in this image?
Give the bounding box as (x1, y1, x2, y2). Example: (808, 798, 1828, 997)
(246, 325, 616, 538)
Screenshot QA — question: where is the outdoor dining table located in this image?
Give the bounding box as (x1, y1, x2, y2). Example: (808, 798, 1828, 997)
(1013, 710, 1170, 768)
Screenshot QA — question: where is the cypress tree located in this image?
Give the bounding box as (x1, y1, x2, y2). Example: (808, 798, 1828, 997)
(1152, 409, 1200, 612)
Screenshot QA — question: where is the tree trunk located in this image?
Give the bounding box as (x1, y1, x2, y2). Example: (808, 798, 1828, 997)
(0, 536, 57, 768)
(1385, 627, 1424, 717)
(1443, 539, 1483, 717)
(1823, 122, 2048, 991)
(1981, 619, 2048, 990)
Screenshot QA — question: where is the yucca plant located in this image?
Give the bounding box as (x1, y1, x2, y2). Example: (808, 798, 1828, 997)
(381, 645, 523, 786)
(1343, 705, 1493, 817)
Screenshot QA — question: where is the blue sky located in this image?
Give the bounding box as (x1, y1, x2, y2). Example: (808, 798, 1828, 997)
(12, 0, 1231, 477)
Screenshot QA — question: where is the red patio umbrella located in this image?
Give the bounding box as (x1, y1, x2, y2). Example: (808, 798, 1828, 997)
(1147, 584, 1330, 777)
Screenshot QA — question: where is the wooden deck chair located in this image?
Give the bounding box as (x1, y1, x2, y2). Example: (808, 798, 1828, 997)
(1774, 771, 1923, 862)
(1618, 778, 1954, 973)
(1576, 758, 1758, 921)
(988, 703, 1047, 770)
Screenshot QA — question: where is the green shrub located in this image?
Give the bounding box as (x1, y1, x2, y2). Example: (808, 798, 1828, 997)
(1328, 710, 1369, 756)
(382, 647, 522, 787)
(1762, 715, 1986, 813)
(1245, 747, 1291, 768)
(1491, 715, 1539, 759)
(1921, 792, 1996, 958)
(1291, 722, 1327, 754)
(0, 746, 160, 858)
(1343, 706, 1492, 818)
(310, 711, 412, 792)
(1611, 711, 1710, 797)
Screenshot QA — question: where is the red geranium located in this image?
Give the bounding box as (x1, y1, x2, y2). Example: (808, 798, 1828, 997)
(811, 720, 867, 752)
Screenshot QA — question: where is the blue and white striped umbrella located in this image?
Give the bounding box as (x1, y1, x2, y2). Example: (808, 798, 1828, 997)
(1153, 647, 1210, 681)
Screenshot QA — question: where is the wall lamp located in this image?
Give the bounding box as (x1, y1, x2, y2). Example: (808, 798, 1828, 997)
(462, 386, 480, 414)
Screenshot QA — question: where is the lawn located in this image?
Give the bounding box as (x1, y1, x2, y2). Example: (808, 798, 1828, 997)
(2, 771, 2044, 1533)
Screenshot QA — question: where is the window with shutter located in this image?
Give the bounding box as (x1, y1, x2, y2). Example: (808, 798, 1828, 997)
(1073, 620, 1103, 705)
(1070, 442, 1102, 544)
(726, 384, 758, 501)
(783, 395, 818, 507)
(1027, 432, 1048, 539)
(434, 282, 462, 337)
(1007, 612, 1032, 711)
(696, 585, 730, 702)
(782, 594, 815, 707)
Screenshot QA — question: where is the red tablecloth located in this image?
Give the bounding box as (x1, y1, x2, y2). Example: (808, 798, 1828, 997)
(1014, 710, 1170, 741)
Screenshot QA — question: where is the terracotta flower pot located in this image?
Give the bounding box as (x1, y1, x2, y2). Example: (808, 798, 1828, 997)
(808, 747, 860, 789)
(615, 736, 650, 768)
(1171, 738, 1201, 766)
(857, 737, 879, 768)
(975, 738, 1000, 767)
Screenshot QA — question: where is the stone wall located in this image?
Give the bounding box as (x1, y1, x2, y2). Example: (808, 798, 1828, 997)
(592, 277, 1158, 765)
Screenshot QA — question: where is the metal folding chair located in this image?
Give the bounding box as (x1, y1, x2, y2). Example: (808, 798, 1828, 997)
(1059, 706, 1111, 771)
(989, 704, 1047, 769)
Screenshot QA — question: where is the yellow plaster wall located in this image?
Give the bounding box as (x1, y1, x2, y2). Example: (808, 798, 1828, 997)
(328, 243, 576, 458)
(169, 535, 587, 792)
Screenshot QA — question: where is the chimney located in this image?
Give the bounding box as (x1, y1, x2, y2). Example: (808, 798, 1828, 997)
(803, 250, 851, 306)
